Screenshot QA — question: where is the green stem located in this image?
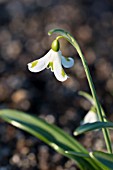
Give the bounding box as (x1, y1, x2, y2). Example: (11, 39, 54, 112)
(101, 108, 112, 153)
(56, 36, 63, 40)
(71, 38, 112, 153)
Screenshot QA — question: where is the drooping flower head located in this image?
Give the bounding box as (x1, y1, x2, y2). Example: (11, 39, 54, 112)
(28, 38, 74, 82)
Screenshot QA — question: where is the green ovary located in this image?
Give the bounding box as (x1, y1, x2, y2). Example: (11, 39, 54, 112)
(31, 60, 38, 68)
(51, 39, 60, 52)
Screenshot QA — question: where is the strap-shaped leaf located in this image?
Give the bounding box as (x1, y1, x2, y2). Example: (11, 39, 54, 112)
(65, 151, 113, 170)
(90, 151, 113, 170)
(65, 151, 90, 158)
(0, 109, 99, 170)
(74, 121, 113, 136)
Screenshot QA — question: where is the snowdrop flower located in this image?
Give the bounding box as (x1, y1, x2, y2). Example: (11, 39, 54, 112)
(28, 39, 74, 82)
(81, 110, 99, 125)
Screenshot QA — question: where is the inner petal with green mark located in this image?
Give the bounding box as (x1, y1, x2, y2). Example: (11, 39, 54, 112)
(61, 69, 66, 77)
(47, 62, 53, 71)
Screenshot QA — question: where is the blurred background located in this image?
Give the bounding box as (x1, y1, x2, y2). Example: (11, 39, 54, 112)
(0, 0, 113, 169)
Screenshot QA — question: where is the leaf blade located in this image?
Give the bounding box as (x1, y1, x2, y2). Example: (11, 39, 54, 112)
(90, 151, 113, 170)
(0, 109, 98, 170)
(74, 121, 113, 136)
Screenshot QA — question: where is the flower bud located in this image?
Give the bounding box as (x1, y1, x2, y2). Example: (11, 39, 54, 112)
(51, 39, 60, 52)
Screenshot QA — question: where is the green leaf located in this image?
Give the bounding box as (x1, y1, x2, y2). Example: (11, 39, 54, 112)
(74, 121, 113, 136)
(65, 151, 99, 169)
(65, 151, 90, 158)
(65, 151, 113, 170)
(0, 109, 99, 170)
(90, 151, 113, 170)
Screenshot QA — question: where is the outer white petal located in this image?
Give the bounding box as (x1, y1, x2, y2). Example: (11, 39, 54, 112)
(28, 50, 52, 73)
(53, 51, 68, 82)
(61, 56, 74, 68)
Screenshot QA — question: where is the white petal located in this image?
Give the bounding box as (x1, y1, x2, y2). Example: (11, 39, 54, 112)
(28, 50, 52, 73)
(61, 56, 74, 68)
(81, 110, 99, 125)
(53, 51, 68, 82)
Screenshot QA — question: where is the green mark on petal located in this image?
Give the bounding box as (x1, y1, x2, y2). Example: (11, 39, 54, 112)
(61, 69, 66, 77)
(66, 57, 70, 61)
(31, 60, 38, 68)
(47, 62, 53, 71)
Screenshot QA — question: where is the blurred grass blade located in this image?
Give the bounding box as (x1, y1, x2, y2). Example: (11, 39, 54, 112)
(89, 151, 113, 170)
(74, 121, 113, 136)
(0, 109, 100, 170)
